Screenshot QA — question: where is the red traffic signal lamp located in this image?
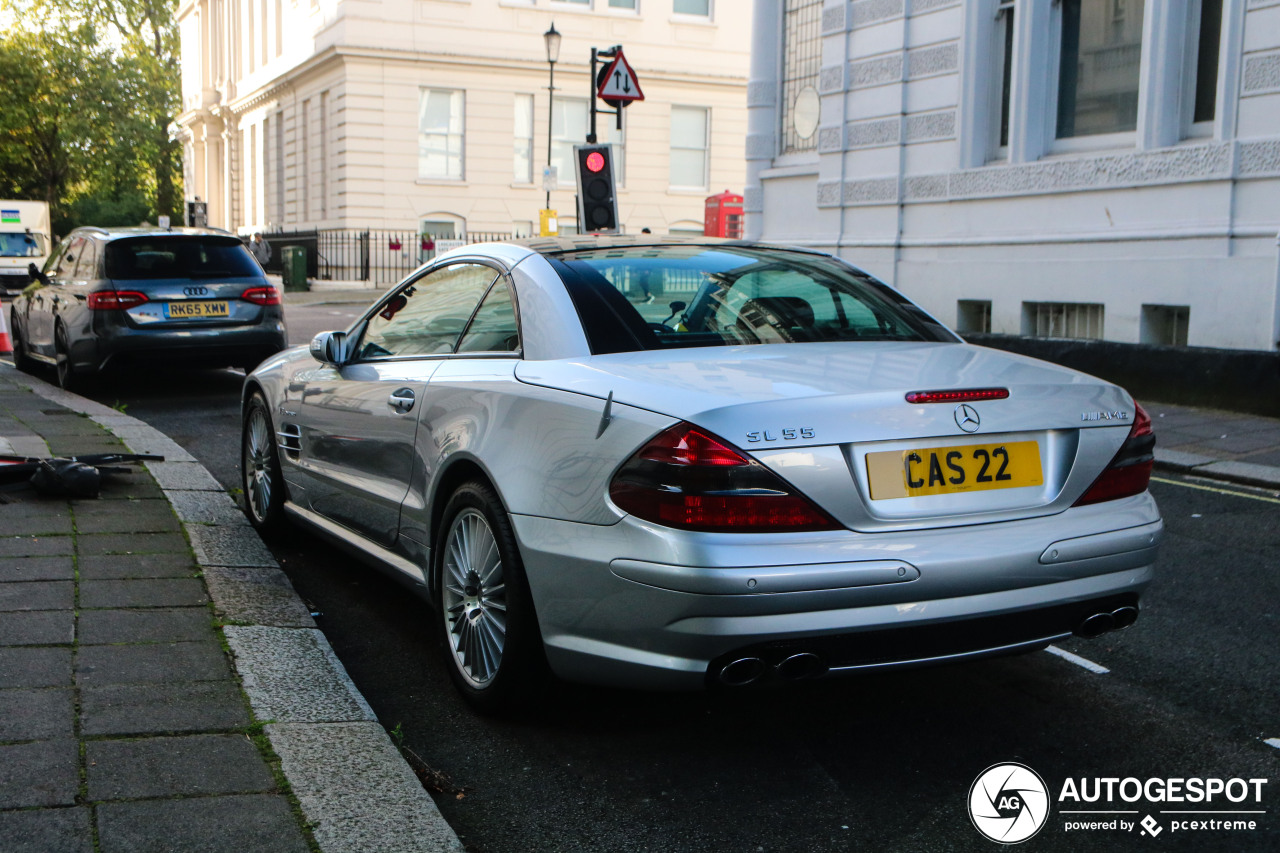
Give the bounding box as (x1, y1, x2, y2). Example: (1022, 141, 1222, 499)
(574, 144, 619, 233)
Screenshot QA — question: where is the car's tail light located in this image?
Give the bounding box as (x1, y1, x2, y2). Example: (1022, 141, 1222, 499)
(1073, 403, 1155, 506)
(609, 423, 840, 532)
(242, 286, 281, 306)
(87, 290, 148, 310)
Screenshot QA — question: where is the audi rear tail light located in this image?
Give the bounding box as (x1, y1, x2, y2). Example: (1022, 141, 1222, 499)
(1074, 403, 1155, 506)
(87, 290, 148, 310)
(609, 423, 840, 532)
(241, 286, 281, 306)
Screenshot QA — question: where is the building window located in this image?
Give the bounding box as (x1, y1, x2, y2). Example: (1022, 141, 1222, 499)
(609, 0, 637, 8)
(994, 1, 1015, 150)
(674, 0, 709, 14)
(1055, 0, 1145, 139)
(780, 0, 822, 155)
(552, 97, 624, 188)
(1141, 304, 1189, 346)
(669, 106, 708, 189)
(419, 89, 465, 181)
(1023, 302, 1104, 339)
(957, 300, 992, 335)
(514, 95, 534, 184)
(1192, 0, 1223, 124)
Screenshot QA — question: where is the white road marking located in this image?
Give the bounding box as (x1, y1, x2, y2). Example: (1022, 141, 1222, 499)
(1045, 645, 1110, 674)
(1265, 738, 1280, 750)
(1151, 475, 1280, 505)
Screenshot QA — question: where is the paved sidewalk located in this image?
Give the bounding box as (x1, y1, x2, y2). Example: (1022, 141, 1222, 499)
(0, 365, 463, 853)
(1146, 401, 1280, 489)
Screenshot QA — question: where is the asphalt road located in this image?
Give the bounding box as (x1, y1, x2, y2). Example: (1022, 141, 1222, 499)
(38, 300, 1280, 852)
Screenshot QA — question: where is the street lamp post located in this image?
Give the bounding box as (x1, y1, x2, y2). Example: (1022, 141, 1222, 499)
(544, 23, 561, 212)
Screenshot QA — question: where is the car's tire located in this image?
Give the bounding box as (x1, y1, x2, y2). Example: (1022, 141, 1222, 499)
(436, 480, 549, 714)
(53, 323, 83, 392)
(241, 392, 289, 537)
(10, 312, 35, 375)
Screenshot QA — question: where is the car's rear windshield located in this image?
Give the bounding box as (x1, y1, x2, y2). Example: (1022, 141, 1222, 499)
(548, 245, 958, 354)
(104, 236, 260, 279)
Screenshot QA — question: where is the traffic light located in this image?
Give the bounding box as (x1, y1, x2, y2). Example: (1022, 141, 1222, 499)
(574, 144, 619, 233)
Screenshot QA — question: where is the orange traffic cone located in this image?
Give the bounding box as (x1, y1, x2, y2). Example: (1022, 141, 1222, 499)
(0, 306, 12, 355)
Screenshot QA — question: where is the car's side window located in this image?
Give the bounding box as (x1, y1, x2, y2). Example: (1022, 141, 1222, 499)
(357, 262, 499, 359)
(72, 241, 99, 280)
(54, 237, 85, 280)
(456, 279, 520, 354)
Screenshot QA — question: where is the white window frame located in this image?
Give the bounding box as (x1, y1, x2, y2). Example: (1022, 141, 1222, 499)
(514, 94, 534, 185)
(961, 0, 1242, 167)
(669, 105, 709, 191)
(551, 96, 625, 189)
(672, 0, 711, 19)
(418, 88, 466, 182)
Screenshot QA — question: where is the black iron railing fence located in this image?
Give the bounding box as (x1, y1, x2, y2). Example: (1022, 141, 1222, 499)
(261, 229, 529, 284)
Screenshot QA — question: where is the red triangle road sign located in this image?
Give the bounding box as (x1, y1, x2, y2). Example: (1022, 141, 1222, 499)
(597, 49, 645, 103)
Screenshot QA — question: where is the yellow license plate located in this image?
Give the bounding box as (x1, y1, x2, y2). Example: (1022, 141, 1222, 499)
(164, 300, 229, 319)
(866, 440, 1043, 500)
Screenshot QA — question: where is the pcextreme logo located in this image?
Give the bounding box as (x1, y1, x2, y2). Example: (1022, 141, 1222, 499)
(969, 764, 1270, 844)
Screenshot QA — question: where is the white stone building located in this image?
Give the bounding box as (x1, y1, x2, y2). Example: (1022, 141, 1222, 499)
(746, 0, 1280, 351)
(173, 0, 749, 241)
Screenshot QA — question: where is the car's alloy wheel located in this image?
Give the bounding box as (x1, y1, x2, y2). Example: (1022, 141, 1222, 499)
(441, 508, 507, 688)
(241, 393, 287, 535)
(54, 324, 80, 391)
(436, 481, 548, 713)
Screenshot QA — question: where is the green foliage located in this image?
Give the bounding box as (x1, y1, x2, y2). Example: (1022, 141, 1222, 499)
(0, 0, 182, 231)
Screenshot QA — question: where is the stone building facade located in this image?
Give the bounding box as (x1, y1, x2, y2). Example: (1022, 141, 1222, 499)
(747, 0, 1280, 350)
(174, 0, 749, 239)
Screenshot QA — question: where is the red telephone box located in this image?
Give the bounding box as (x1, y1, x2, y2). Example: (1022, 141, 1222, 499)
(704, 191, 744, 238)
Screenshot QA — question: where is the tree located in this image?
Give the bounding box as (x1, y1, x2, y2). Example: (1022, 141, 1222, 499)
(0, 25, 133, 227)
(1, 0, 182, 226)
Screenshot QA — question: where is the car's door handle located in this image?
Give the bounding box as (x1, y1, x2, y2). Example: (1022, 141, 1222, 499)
(388, 388, 416, 414)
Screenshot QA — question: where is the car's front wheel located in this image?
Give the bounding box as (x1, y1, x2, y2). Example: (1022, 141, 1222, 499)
(54, 324, 82, 392)
(241, 392, 288, 536)
(436, 480, 548, 714)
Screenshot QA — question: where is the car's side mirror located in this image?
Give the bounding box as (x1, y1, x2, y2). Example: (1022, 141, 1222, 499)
(310, 330, 351, 366)
(27, 262, 48, 285)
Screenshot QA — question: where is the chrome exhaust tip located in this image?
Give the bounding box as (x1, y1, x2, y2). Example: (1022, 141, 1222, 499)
(1076, 612, 1116, 639)
(719, 657, 766, 687)
(776, 652, 828, 681)
(1110, 605, 1139, 630)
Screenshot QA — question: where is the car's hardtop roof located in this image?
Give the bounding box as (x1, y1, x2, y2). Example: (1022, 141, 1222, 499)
(71, 225, 242, 242)
(507, 234, 835, 259)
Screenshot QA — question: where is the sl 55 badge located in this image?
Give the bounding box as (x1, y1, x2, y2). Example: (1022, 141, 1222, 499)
(746, 427, 815, 443)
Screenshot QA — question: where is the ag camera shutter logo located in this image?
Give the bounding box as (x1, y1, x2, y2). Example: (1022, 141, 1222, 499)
(969, 763, 1050, 844)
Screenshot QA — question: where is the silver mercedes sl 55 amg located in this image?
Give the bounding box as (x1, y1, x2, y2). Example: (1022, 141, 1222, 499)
(240, 236, 1162, 712)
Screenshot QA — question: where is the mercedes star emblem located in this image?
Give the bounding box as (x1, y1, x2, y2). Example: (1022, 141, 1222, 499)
(955, 404, 981, 433)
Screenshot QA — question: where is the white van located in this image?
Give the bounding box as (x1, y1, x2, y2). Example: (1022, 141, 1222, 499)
(0, 201, 52, 296)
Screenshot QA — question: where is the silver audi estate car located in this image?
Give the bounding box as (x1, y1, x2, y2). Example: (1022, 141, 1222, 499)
(241, 237, 1161, 712)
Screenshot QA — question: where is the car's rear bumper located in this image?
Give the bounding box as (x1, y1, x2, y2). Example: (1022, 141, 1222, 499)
(513, 493, 1161, 690)
(76, 312, 288, 371)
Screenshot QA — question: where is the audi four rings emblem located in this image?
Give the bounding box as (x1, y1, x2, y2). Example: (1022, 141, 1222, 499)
(183, 286, 209, 296)
(955, 404, 981, 433)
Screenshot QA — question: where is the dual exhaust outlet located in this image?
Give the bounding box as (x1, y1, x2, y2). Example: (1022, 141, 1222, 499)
(1074, 605, 1139, 639)
(717, 652, 827, 687)
(717, 605, 1140, 686)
